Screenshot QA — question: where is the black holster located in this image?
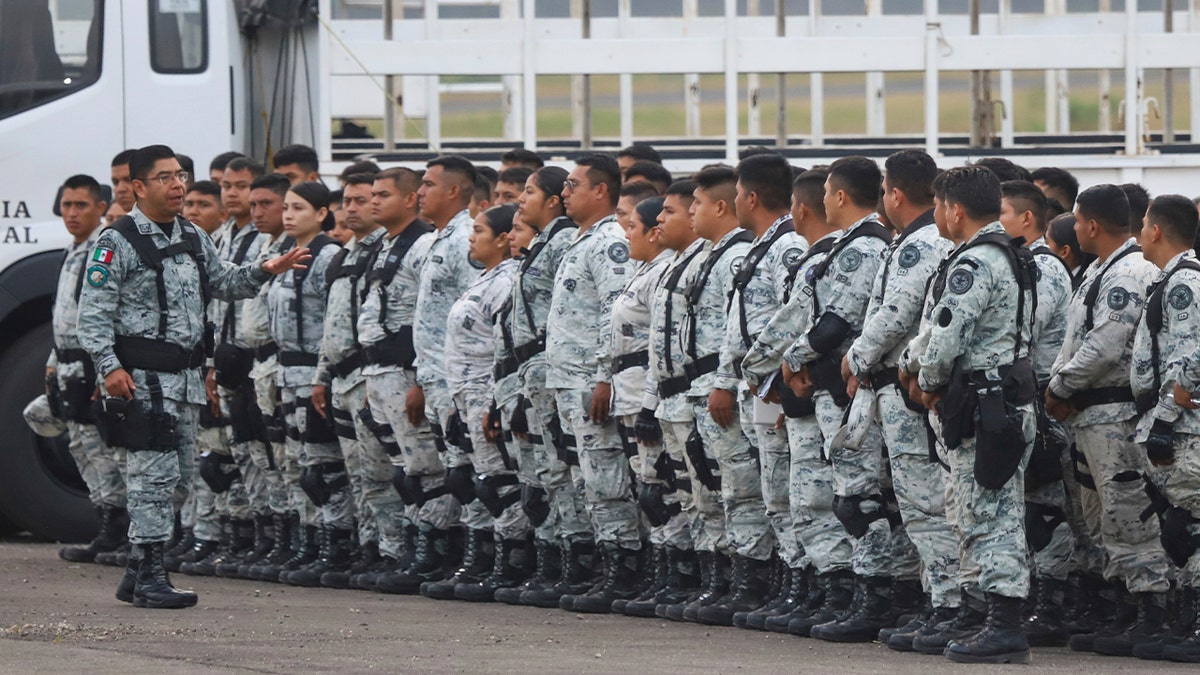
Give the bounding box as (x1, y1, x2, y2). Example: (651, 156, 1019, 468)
(445, 410, 473, 453)
(807, 356, 850, 408)
(686, 424, 720, 492)
(358, 406, 401, 456)
(1024, 501, 1067, 552)
(392, 465, 417, 504)
(972, 359, 1036, 490)
(300, 397, 338, 444)
(96, 397, 180, 451)
(474, 473, 520, 518)
(547, 415, 578, 466)
(1026, 400, 1066, 492)
(58, 377, 96, 424)
(228, 384, 267, 444)
(213, 344, 255, 390)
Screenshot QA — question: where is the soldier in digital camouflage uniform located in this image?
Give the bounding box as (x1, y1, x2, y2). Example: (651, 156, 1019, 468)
(50, 175, 128, 564)
(1047, 185, 1171, 654)
(547, 154, 641, 614)
(78, 145, 305, 609)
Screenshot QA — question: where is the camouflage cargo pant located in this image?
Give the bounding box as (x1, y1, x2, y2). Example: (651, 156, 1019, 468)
(124, 402, 200, 544)
(1062, 427, 1104, 576)
(1155, 433, 1200, 583)
(281, 385, 353, 531)
(555, 387, 640, 548)
(943, 402, 1035, 599)
(334, 378, 408, 559)
(1071, 420, 1171, 593)
(456, 386, 530, 541)
(661, 418, 724, 553)
(877, 386, 961, 606)
(522, 365, 592, 543)
(426, 379, 492, 532)
(217, 382, 276, 520)
(739, 393, 801, 569)
(66, 421, 126, 509)
(252, 362, 291, 516)
(784, 414, 852, 574)
(690, 394, 773, 562)
(623, 413, 691, 550)
(500, 394, 559, 542)
(365, 370, 458, 530)
(192, 421, 252, 540)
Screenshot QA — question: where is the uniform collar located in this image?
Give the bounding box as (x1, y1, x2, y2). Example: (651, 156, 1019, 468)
(128, 204, 175, 237)
(845, 212, 882, 234)
(713, 227, 748, 248)
(437, 209, 471, 239)
(1161, 248, 1197, 275)
(757, 214, 793, 242)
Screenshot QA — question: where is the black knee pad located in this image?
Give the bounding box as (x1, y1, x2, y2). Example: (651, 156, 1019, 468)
(520, 484, 551, 526)
(637, 482, 680, 528)
(832, 494, 885, 539)
(474, 473, 520, 518)
(445, 464, 477, 504)
(198, 451, 240, 493)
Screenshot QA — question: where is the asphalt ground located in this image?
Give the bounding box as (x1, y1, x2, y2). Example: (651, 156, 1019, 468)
(0, 541, 1192, 674)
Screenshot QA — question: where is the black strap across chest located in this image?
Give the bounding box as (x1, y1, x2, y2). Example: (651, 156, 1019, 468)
(782, 235, 836, 303)
(367, 220, 435, 333)
(516, 218, 577, 337)
(683, 230, 755, 359)
(109, 215, 209, 342)
(290, 233, 340, 347)
(219, 226, 260, 342)
(660, 244, 706, 374)
(1144, 259, 1200, 404)
(1083, 244, 1141, 332)
(809, 221, 892, 320)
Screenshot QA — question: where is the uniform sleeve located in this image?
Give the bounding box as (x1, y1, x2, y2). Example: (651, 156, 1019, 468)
(592, 238, 633, 383)
(205, 229, 272, 302)
(1048, 270, 1146, 400)
(788, 240, 884, 367)
(917, 257, 994, 392)
(846, 239, 941, 378)
(76, 230, 130, 379)
(1157, 276, 1200, 423)
(748, 282, 812, 385)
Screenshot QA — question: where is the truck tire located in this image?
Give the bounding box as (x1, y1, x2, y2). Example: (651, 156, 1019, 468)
(0, 324, 96, 543)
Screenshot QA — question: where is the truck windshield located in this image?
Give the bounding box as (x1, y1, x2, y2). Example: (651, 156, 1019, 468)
(0, 0, 102, 121)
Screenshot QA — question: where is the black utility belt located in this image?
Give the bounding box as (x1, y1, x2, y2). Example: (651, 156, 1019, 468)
(254, 342, 278, 362)
(1067, 385, 1135, 411)
(657, 353, 719, 398)
(330, 350, 364, 379)
(494, 354, 519, 381)
(362, 326, 416, 368)
(613, 350, 649, 374)
(55, 347, 91, 366)
(278, 351, 319, 367)
(114, 335, 204, 373)
(513, 337, 546, 364)
(959, 358, 1038, 406)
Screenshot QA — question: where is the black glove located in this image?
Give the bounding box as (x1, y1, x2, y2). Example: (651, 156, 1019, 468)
(1145, 419, 1175, 464)
(634, 407, 663, 446)
(509, 395, 529, 435)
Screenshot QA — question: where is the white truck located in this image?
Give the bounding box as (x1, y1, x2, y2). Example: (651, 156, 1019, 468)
(2, 0, 1199, 540)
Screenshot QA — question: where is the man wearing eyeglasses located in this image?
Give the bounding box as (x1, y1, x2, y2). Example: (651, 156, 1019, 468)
(76, 144, 310, 609)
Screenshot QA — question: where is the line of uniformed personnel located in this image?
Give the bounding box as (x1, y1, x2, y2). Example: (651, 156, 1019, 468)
(26, 141, 1200, 665)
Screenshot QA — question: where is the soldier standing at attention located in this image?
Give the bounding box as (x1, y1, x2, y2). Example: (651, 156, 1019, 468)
(77, 144, 308, 608)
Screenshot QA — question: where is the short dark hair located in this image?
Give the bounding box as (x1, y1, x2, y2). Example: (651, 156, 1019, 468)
(273, 144, 319, 174)
(736, 153, 793, 211)
(111, 149, 136, 168)
(634, 196, 665, 231)
(376, 166, 422, 193)
(341, 172, 376, 188)
(1001, 180, 1049, 231)
(693, 165, 738, 205)
(625, 161, 673, 188)
(884, 149, 937, 206)
(664, 179, 697, 205)
(476, 165, 499, 186)
(576, 153, 622, 207)
(1031, 166, 1079, 206)
(827, 156, 883, 210)
(474, 171, 496, 201)
(531, 166, 568, 202)
(738, 145, 779, 161)
(617, 143, 661, 165)
(130, 144, 177, 181)
(1048, 211, 1097, 269)
(1120, 183, 1151, 236)
(1076, 184, 1131, 236)
(1045, 197, 1067, 220)
(501, 147, 544, 168)
(249, 173, 291, 198)
(427, 155, 478, 199)
(186, 179, 222, 201)
(1147, 194, 1199, 246)
(498, 166, 534, 187)
(175, 154, 194, 179)
(481, 203, 519, 236)
(932, 165, 1002, 221)
(62, 174, 104, 203)
(619, 180, 660, 203)
(975, 157, 1032, 183)
(329, 188, 344, 206)
(209, 151, 244, 175)
(225, 156, 266, 178)
(793, 168, 830, 220)
(339, 160, 380, 183)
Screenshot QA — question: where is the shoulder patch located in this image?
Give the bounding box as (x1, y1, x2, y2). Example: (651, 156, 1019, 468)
(947, 268, 974, 294)
(729, 256, 745, 275)
(468, 255, 485, 270)
(1169, 284, 1194, 311)
(838, 248, 863, 272)
(897, 245, 921, 269)
(782, 247, 803, 268)
(86, 265, 109, 288)
(1107, 287, 1130, 311)
(92, 247, 115, 265)
(608, 241, 630, 263)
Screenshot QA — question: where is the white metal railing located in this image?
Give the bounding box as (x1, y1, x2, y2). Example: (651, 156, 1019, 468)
(316, 0, 1200, 164)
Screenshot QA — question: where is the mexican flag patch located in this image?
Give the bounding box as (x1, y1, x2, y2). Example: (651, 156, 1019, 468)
(92, 247, 114, 264)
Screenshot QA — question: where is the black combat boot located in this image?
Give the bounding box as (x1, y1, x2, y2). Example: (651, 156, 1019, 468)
(880, 596, 933, 644)
(421, 527, 494, 599)
(1064, 573, 1117, 635)
(812, 576, 895, 642)
(888, 604, 958, 652)
(288, 527, 355, 587)
(1024, 577, 1070, 647)
(496, 538, 560, 604)
(133, 542, 199, 609)
(185, 517, 239, 577)
(766, 566, 825, 633)
(697, 555, 770, 626)
(274, 524, 319, 582)
(744, 566, 808, 631)
(93, 541, 131, 567)
(680, 552, 732, 622)
(520, 539, 596, 608)
(1069, 582, 1137, 652)
(173, 537, 219, 575)
(115, 550, 140, 604)
(945, 593, 1031, 664)
(204, 518, 255, 578)
(660, 550, 713, 621)
(1164, 593, 1200, 663)
(456, 536, 534, 602)
(163, 526, 195, 570)
(892, 578, 925, 625)
(735, 562, 787, 629)
(375, 524, 452, 595)
(787, 570, 855, 637)
(913, 592, 988, 654)
(615, 545, 666, 615)
(1137, 586, 1197, 660)
(247, 512, 296, 581)
(626, 547, 698, 618)
(1094, 592, 1169, 657)
(220, 515, 274, 579)
(327, 540, 380, 589)
(569, 544, 642, 614)
(353, 525, 416, 591)
(60, 504, 127, 563)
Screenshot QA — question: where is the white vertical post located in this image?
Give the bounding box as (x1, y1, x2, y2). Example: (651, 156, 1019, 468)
(998, 0, 1015, 147)
(1099, 0, 1112, 132)
(725, 0, 738, 162)
(1043, 0, 1058, 133)
(924, 0, 940, 156)
(1055, 0, 1070, 133)
(683, 0, 702, 138)
(865, 0, 885, 136)
(618, 0, 633, 146)
(424, 0, 440, 150)
(810, 0, 824, 147)
(382, 0, 395, 151)
(317, 0, 333, 165)
(522, 0, 536, 149)
(501, 0, 521, 141)
(747, 0, 761, 137)
(570, 0, 584, 141)
(1190, 0, 1200, 136)
(1125, 0, 1143, 154)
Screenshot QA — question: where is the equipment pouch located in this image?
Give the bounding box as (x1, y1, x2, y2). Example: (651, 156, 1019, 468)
(300, 397, 338, 444)
(1162, 505, 1198, 567)
(807, 356, 850, 407)
(46, 374, 66, 420)
(60, 377, 96, 423)
(228, 385, 267, 444)
(213, 344, 254, 390)
(808, 312, 853, 356)
(779, 383, 816, 419)
(973, 383, 1026, 490)
(97, 397, 151, 450)
(1026, 404, 1066, 491)
(686, 424, 720, 492)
